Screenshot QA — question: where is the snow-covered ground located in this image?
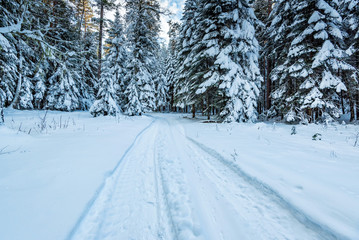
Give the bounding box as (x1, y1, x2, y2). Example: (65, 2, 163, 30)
(0, 109, 153, 240)
(0, 110, 358, 240)
(180, 114, 359, 240)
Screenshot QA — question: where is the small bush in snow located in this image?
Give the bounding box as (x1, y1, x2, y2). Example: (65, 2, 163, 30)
(312, 133, 322, 141)
(285, 110, 299, 124)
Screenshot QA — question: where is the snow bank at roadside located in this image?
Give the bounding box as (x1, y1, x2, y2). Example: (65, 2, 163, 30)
(0, 109, 152, 240)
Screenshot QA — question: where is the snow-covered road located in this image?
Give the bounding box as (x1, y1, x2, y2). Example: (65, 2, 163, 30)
(68, 116, 333, 240)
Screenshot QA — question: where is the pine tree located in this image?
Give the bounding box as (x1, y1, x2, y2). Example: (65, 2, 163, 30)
(0, 0, 49, 110)
(253, 0, 273, 113)
(270, 0, 354, 122)
(342, 0, 359, 120)
(165, 21, 180, 111)
(174, 0, 200, 110)
(124, 0, 161, 115)
(44, 0, 83, 111)
(264, 0, 297, 118)
(77, 31, 99, 110)
(155, 45, 169, 111)
(0, 0, 101, 113)
(105, 9, 127, 110)
(344, 0, 359, 58)
(175, 0, 262, 122)
(94, 0, 116, 80)
(46, 61, 81, 111)
(90, 60, 120, 117)
(71, 0, 99, 110)
(0, 0, 18, 107)
(213, 0, 262, 122)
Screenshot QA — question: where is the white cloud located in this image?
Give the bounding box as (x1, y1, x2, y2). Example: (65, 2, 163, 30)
(106, 0, 184, 44)
(159, 0, 184, 43)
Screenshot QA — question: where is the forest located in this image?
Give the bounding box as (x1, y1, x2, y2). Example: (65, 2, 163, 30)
(0, 0, 358, 124)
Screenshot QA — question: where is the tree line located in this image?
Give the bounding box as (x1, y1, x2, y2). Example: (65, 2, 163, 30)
(169, 0, 358, 123)
(0, 0, 358, 124)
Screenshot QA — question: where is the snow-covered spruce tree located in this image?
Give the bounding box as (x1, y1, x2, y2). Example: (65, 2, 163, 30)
(11, 0, 53, 110)
(0, 0, 20, 108)
(104, 9, 127, 110)
(93, 0, 116, 80)
(11, 37, 35, 110)
(44, 0, 82, 111)
(342, 0, 359, 120)
(76, 31, 99, 110)
(0, 1, 18, 108)
(155, 45, 169, 111)
(90, 60, 120, 117)
(46, 61, 81, 111)
(264, 0, 297, 118)
(271, 0, 354, 122)
(90, 8, 127, 117)
(174, 0, 200, 110)
(253, 0, 273, 113)
(1, 0, 98, 112)
(0, 0, 50, 110)
(343, 0, 359, 58)
(65, 0, 99, 110)
(165, 21, 180, 111)
(183, 0, 262, 122)
(123, 0, 161, 115)
(216, 0, 262, 122)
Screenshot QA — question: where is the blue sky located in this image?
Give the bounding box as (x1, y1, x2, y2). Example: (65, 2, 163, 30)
(110, 0, 184, 42)
(160, 0, 185, 20)
(159, 0, 185, 42)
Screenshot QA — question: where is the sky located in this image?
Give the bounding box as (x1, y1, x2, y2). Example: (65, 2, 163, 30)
(109, 0, 185, 43)
(159, 0, 185, 43)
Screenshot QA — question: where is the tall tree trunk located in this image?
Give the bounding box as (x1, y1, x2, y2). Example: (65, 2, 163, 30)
(170, 86, 174, 112)
(207, 94, 210, 120)
(192, 104, 195, 118)
(262, 57, 266, 112)
(0, 100, 4, 124)
(265, 57, 272, 110)
(201, 100, 204, 116)
(350, 97, 355, 121)
(0, 109, 4, 124)
(98, 0, 104, 80)
(341, 92, 345, 115)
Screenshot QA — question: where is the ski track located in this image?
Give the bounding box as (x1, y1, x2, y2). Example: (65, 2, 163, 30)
(68, 116, 340, 240)
(186, 137, 348, 240)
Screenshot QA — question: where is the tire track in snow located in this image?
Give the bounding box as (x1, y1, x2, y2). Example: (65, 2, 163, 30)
(160, 118, 320, 240)
(154, 120, 200, 240)
(153, 127, 176, 240)
(66, 119, 169, 240)
(66, 114, 346, 240)
(186, 136, 348, 240)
